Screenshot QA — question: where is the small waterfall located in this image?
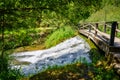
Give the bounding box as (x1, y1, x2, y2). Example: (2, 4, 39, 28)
(11, 36, 91, 76)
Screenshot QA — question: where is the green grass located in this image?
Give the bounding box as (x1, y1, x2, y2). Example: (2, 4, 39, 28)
(45, 26, 76, 48)
(85, 5, 120, 22)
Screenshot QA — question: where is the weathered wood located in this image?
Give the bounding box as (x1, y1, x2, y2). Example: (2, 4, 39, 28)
(104, 23, 106, 33)
(79, 21, 120, 54)
(89, 25, 91, 32)
(95, 23, 98, 36)
(79, 30, 120, 53)
(116, 23, 119, 36)
(109, 22, 117, 46)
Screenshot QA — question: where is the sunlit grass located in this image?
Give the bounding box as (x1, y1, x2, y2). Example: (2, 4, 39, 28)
(45, 26, 76, 48)
(86, 5, 120, 22)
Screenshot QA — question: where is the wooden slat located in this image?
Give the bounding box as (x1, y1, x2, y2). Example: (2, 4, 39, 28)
(79, 29, 120, 53)
(79, 21, 120, 50)
(116, 29, 120, 33)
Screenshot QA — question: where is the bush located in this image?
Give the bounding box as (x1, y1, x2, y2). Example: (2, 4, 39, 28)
(45, 26, 76, 48)
(0, 53, 23, 80)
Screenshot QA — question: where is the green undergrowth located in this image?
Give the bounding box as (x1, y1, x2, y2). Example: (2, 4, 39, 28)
(0, 27, 53, 51)
(27, 34, 119, 80)
(0, 52, 23, 80)
(45, 26, 76, 48)
(29, 62, 94, 80)
(29, 62, 119, 80)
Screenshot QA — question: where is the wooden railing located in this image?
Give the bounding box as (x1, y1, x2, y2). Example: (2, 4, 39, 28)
(79, 21, 120, 46)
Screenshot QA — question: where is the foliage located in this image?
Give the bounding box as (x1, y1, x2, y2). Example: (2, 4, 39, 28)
(29, 62, 119, 80)
(29, 62, 93, 80)
(45, 26, 76, 48)
(0, 0, 103, 51)
(1, 29, 40, 50)
(0, 52, 23, 80)
(101, 0, 120, 7)
(85, 5, 120, 22)
(0, 0, 102, 31)
(0, 0, 119, 80)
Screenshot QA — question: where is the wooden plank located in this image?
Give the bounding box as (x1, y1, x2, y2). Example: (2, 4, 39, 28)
(79, 30, 120, 53)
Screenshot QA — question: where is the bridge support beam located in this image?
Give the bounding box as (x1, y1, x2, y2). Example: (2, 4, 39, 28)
(104, 22, 106, 33)
(95, 23, 98, 36)
(109, 21, 117, 46)
(89, 25, 91, 32)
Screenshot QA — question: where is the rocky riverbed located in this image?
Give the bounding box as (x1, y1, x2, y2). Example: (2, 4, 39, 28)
(11, 36, 91, 76)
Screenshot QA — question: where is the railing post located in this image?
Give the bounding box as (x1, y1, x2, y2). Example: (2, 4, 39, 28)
(115, 23, 118, 36)
(78, 23, 80, 29)
(95, 23, 98, 36)
(109, 21, 117, 46)
(89, 25, 91, 32)
(104, 22, 106, 33)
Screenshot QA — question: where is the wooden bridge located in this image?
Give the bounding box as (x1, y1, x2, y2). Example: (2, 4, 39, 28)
(78, 21, 120, 54)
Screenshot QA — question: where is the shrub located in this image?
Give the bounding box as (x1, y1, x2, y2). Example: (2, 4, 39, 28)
(0, 52, 23, 80)
(45, 26, 76, 48)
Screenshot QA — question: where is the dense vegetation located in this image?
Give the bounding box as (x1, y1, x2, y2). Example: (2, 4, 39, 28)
(0, 0, 120, 80)
(0, 0, 101, 51)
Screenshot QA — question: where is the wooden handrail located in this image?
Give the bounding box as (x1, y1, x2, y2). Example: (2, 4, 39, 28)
(116, 29, 120, 33)
(79, 21, 119, 46)
(80, 21, 120, 34)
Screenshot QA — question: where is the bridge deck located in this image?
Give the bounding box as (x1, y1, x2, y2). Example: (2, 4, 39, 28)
(79, 30, 120, 53)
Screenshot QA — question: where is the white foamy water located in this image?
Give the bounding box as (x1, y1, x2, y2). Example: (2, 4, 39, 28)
(11, 36, 91, 76)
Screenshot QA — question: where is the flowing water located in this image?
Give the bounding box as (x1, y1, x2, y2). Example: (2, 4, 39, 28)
(11, 36, 91, 76)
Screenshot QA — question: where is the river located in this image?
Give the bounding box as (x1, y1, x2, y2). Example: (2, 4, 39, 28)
(11, 36, 91, 76)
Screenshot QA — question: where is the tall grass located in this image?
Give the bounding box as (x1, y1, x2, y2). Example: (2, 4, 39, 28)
(45, 26, 76, 48)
